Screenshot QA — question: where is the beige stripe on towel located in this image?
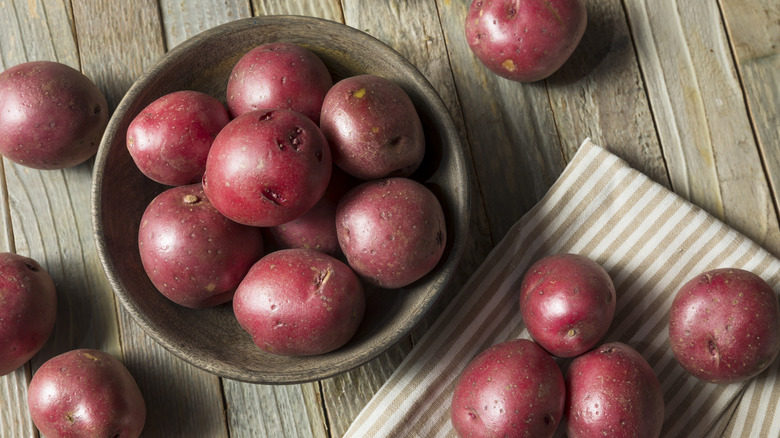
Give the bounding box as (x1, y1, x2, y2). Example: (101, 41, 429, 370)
(344, 138, 780, 438)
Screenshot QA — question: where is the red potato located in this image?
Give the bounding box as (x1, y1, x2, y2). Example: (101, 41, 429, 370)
(265, 166, 358, 256)
(564, 342, 664, 438)
(202, 108, 332, 227)
(233, 248, 366, 356)
(0, 253, 57, 376)
(27, 349, 146, 438)
(465, 0, 587, 82)
(320, 74, 425, 180)
(336, 177, 446, 289)
(0, 60, 108, 169)
(669, 268, 780, 383)
(138, 183, 264, 308)
(127, 90, 230, 186)
(519, 253, 616, 358)
(226, 42, 333, 124)
(451, 338, 566, 438)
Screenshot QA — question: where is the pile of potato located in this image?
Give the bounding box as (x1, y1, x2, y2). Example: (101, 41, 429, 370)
(129, 42, 448, 357)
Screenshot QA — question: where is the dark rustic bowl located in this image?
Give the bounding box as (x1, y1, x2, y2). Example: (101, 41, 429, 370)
(92, 16, 469, 384)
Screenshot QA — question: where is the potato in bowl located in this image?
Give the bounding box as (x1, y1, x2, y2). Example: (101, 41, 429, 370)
(91, 15, 470, 384)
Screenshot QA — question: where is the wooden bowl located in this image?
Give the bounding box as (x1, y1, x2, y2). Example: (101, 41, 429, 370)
(92, 16, 469, 384)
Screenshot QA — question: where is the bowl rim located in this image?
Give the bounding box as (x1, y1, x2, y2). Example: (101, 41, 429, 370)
(91, 15, 471, 383)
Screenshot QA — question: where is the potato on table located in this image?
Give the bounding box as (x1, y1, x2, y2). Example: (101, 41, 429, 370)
(27, 349, 146, 438)
(0, 252, 57, 376)
(0, 60, 108, 169)
(464, 0, 587, 82)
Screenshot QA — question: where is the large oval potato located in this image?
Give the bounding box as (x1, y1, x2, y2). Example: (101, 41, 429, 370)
(0, 60, 108, 169)
(226, 42, 332, 124)
(669, 268, 780, 383)
(0, 253, 57, 376)
(233, 248, 366, 356)
(203, 108, 332, 227)
(336, 177, 446, 289)
(320, 74, 425, 180)
(451, 338, 565, 438)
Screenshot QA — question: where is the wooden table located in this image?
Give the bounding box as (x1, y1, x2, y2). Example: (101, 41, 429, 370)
(1, 1, 777, 436)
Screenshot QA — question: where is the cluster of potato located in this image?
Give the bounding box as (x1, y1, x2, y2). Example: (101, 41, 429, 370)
(129, 42, 448, 357)
(449, 253, 780, 438)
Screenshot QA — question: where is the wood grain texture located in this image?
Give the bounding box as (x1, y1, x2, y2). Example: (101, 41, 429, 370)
(72, 1, 228, 436)
(546, 0, 669, 188)
(251, 0, 343, 21)
(623, 0, 780, 254)
(719, 0, 780, 254)
(160, 0, 253, 49)
(222, 380, 328, 438)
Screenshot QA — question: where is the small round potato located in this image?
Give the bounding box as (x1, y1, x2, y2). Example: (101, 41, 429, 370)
(138, 183, 264, 308)
(226, 42, 333, 124)
(27, 349, 146, 438)
(519, 253, 616, 358)
(465, 0, 587, 82)
(233, 248, 366, 356)
(0, 252, 57, 376)
(336, 177, 446, 289)
(0, 60, 108, 169)
(320, 74, 425, 180)
(127, 90, 229, 186)
(669, 268, 780, 383)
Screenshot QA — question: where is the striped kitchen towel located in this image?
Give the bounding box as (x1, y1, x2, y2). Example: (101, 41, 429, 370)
(343, 138, 780, 437)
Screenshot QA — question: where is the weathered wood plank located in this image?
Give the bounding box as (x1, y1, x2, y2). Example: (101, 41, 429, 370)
(719, 0, 780, 248)
(623, 0, 780, 255)
(159, 0, 253, 49)
(72, 1, 228, 436)
(546, 0, 669, 187)
(222, 379, 329, 438)
(251, 0, 343, 21)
